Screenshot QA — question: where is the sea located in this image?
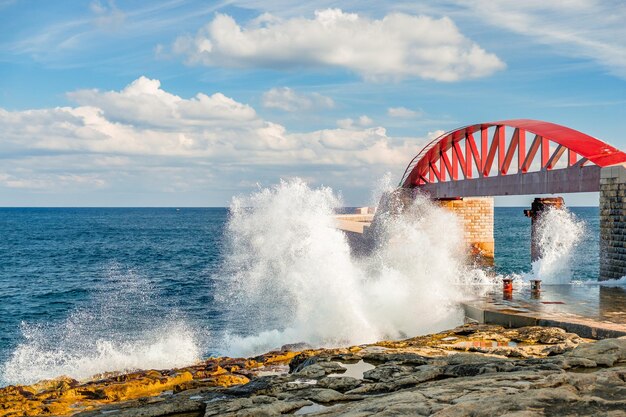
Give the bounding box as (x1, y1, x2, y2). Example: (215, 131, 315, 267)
(0, 182, 602, 386)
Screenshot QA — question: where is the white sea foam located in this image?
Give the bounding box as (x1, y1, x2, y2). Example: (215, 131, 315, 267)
(527, 207, 585, 284)
(219, 179, 477, 357)
(1, 267, 203, 386)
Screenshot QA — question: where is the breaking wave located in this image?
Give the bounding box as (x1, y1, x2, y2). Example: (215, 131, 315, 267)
(218, 178, 480, 357)
(528, 207, 585, 284)
(1, 267, 203, 385)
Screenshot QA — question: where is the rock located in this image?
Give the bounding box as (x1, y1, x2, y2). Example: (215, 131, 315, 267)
(280, 342, 312, 352)
(203, 395, 310, 417)
(564, 338, 626, 366)
(0, 357, 255, 417)
(294, 361, 346, 378)
(360, 352, 428, 365)
(451, 324, 505, 336)
(226, 376, 277, 397)
(362, 363, 415, 382)
(315, 368, 626, 416)
(284, 387, 346, 404)
(4, 326, 624, 417)
(76, 394, 207, 417)
(317, 376, 361, 392)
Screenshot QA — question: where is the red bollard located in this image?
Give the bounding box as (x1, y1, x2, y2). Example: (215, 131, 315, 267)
(502, 278, 513, 292)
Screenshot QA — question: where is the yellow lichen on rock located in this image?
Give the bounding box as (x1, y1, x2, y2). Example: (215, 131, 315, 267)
(0, 363, 248, 417)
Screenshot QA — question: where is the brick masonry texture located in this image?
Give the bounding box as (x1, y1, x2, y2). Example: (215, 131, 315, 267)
(437, 197, 494, 259)
(600, 166, 626, 280)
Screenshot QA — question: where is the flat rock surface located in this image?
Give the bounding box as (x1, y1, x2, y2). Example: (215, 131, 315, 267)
(3, 324, 626, 416)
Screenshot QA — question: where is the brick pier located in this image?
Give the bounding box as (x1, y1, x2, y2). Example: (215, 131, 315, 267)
(436, 197, 495, 260)
(600, 165, 626, 280)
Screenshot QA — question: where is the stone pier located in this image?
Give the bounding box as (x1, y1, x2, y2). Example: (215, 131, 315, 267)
(436, 197, 495, 260)
(600, 165, 626, 280)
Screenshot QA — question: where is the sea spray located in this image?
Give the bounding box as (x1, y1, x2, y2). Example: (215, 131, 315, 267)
(529, 207, 585, 284)
(219, 179, 474, 357)
(1, 265, 203, 385)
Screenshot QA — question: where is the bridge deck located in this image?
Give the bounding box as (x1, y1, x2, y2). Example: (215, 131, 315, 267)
(417, 165, 601, 198)
(335, 214, 373, 234)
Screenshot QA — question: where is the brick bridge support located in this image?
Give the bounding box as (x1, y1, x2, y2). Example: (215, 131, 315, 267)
(436, 197, 495, 262)
(600, 166, 626, 280)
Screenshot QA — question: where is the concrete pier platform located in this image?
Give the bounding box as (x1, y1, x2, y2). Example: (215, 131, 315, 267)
(463, 284, 626, 339)
(335, 213, 373, 234)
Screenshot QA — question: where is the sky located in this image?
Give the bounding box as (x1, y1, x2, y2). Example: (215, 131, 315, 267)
(0, 0, 625, 207)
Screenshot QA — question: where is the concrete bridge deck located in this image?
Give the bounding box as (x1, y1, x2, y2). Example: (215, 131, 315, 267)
(463, 284, 626, 339)
(335, 213, 373, 234)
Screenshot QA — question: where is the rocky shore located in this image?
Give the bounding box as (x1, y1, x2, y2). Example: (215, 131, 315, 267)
(2, 324, 626, 416)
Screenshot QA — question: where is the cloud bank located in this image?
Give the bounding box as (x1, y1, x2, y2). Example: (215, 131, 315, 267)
(0, 77, 423, 201)
(172, 8, 505, 81)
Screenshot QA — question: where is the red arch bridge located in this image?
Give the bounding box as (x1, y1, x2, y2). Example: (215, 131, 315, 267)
(396, 119, 626, 280)
(400, 119, 626, 197)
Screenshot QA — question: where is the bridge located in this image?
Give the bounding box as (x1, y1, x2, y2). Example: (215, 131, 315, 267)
(397, 119, 626, 280)
(399, 119, 626, 198)
(335, 119, 626, 336)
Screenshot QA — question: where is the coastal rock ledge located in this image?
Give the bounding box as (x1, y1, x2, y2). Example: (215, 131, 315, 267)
(2, 324, 626, 417)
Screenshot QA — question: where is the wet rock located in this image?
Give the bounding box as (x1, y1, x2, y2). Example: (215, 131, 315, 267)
(289, 354, 320, 374)
(280, 342, 312, 352)
(226, 376, 276, 397)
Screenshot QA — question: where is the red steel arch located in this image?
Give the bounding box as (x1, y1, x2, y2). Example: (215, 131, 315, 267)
(401, 119, 626, 196)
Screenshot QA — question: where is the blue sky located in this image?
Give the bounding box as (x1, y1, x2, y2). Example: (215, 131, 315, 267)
(1, 0, 625, 206)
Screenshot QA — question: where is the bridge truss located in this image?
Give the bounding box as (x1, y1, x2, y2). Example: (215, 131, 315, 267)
(400, 119, 626, 198)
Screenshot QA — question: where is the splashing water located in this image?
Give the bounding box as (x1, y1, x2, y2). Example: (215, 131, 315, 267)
(1, 266, 203, 385)
(529, 207, 585, 284)
(218, 179, 475, 357)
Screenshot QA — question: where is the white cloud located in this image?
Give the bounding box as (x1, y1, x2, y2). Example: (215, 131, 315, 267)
(90, 0, 126, 29)
(0, 77, 425, 198)
(67, 76, 258, 129)
(388, 107, 421, 118)
(358, 115, 373, 127)
(172, 8, 505, 81)
(457, 0, 626, 79)
(262, 87, 334, 112)
(337, 115, 373, 129)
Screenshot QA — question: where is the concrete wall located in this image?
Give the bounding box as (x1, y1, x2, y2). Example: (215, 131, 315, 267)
(436, 197, 495, 259)
(600, 166, 626, 280)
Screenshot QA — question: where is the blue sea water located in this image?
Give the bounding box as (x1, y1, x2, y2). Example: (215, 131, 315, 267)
(494, 207, 598, 279)
(0, 206, 599, 385)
